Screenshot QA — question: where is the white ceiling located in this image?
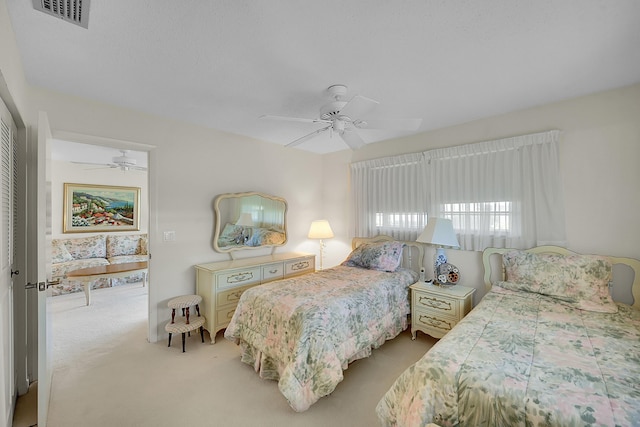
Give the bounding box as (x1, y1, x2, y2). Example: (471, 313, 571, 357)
(7, 1, 640, 155)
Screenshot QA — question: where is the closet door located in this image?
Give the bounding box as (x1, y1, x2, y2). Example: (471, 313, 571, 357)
(0, 93, 17, 427)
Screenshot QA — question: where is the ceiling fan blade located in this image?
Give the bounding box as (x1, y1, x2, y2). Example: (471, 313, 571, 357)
(340, 129, 366, 150)
(260, 115, 330, 125)
(71, 161, 113, 167)
(286, 125, 332, 148)
(357, 118, 423, 131)
(339, 95, 379, 119)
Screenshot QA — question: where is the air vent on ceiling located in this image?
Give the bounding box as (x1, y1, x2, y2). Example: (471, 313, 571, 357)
(32, 0, 90, 29)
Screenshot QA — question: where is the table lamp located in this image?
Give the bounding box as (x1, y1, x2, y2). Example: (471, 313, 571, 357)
(416, 218, 460, 284)
(308, 220, 334, 270)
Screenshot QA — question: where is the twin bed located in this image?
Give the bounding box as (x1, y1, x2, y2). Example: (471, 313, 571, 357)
(377, 246, 640, 426)
(224, 236, 640, 425)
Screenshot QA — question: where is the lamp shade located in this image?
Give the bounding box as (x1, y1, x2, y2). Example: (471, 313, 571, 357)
(235, 212, 254, 227)
(308, 220, 334, 239)
(416, 218, 459, 248)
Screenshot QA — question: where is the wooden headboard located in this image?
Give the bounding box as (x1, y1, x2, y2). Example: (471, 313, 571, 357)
(352, 235, 424, 273)
(482, 245, 640, 310)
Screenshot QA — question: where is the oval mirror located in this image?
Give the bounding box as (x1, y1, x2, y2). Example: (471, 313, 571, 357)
(213, 192, 288, 253)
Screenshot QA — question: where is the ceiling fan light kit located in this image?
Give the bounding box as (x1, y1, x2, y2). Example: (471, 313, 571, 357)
(261, 84, 423, 151)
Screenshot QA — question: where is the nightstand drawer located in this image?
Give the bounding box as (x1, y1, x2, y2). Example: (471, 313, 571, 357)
(414, 292, 460, 319)
(413, 309, 458, 334)
(262, 263, 284, 282)
(216, 267, 261, 289)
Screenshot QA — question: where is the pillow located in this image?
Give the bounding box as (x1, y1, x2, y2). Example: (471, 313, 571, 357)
(342, 241, 405, 272)
(65, 235, 107, 259)
(496, 250, 617, 313)
(51, 240, 74, 263)
(219, 223, 243, 245)
(106, 234, 140, 257)
(245, 228, 286, 247)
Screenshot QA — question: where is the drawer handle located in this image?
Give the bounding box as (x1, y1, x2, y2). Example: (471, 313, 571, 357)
(418, 314, 452, 331)
(268, 269, 279, 274)
(418, 295, 452, 311)
(291, 261, 309, 271)
(227, 271, 254, 284)
(227, 290, 243, 301)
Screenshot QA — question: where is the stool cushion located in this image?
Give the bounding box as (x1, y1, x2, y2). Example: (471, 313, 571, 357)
(165, 316, 205, 334)
(167, 294, 202, 309)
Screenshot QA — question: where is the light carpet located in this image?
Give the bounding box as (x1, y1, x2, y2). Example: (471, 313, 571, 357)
(47, 282, 435, 427)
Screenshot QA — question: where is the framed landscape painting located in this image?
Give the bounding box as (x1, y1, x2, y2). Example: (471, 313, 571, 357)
(63, 183, 140, 233)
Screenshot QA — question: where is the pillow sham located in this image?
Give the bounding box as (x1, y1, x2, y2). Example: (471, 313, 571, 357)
(497, 250, 617, 313)
(342, 240, 405, 272)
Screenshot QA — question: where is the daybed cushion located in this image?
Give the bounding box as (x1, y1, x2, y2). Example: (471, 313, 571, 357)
(108, 254, 148, 265)
(497, 250, 617, 313)
(341, 240, 405, 272)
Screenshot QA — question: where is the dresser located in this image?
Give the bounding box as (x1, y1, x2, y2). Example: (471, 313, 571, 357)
(195, 252, 315, 343)
(410, 282, 475, 340)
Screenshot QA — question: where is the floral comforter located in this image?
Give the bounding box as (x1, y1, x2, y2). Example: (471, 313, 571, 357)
(376, 286, 640, 427)
(224, 265, 418, 412)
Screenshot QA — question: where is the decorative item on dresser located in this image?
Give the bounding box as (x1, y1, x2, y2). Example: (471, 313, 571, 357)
(194, 252, 315, 343)
(410, 281, 475, 339)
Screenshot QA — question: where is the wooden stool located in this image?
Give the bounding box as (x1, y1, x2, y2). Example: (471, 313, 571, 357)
(165, 316, 206, 352)
(167, 295, 202, 325)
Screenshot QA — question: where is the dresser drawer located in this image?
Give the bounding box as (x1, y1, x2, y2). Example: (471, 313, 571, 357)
(414, 292, 460, 319)
(216, 284, 255, 308)
(414, 309, 458, 334)
(285, 258, 314, 276)
(262, 262, 284, 282)
(216, 304, 238, 326)
(216, 267, 261, 290)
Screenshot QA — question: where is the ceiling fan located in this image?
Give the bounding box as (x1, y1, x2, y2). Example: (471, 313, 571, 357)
(72, 149, 147, 171)
(260, 84, 423, 150)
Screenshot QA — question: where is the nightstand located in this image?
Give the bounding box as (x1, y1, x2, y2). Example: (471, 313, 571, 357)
(410, 282, 476, 339)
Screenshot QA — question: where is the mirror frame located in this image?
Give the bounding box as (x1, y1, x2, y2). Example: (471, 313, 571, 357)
(213, 191, 288, 253)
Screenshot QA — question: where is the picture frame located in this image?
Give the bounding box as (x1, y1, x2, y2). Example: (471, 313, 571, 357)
(63, 183, 140, 233)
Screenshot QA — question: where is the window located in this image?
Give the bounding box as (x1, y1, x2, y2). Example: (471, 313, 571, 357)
(351, 130, 566, 250)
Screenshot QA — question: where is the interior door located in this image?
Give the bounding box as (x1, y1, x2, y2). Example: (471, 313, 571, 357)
(33, 111, 53, 426)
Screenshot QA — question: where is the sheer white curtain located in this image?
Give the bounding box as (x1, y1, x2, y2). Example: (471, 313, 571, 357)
(351, 152, 427, 241)
(350, 130, 566, 250)
(427, 130, 566, 250)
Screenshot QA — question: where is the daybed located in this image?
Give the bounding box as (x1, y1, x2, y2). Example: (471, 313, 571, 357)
(51, 233, 148, 295)
(376, 246, 640, 427)
(224, 235, 424, 412)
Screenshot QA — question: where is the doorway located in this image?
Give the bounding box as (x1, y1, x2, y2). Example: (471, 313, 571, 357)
(50, 138, 151, 332)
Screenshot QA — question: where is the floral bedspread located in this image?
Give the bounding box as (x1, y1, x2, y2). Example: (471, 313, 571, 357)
(224, 265, 418, 412)
(376, 286, 640, 427)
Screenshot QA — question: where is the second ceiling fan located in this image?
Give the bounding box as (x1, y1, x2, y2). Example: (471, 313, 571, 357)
(261, 85, 423, 150)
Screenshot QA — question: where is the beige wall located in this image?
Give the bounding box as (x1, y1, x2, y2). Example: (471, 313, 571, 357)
(324, 83, 640, 303)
